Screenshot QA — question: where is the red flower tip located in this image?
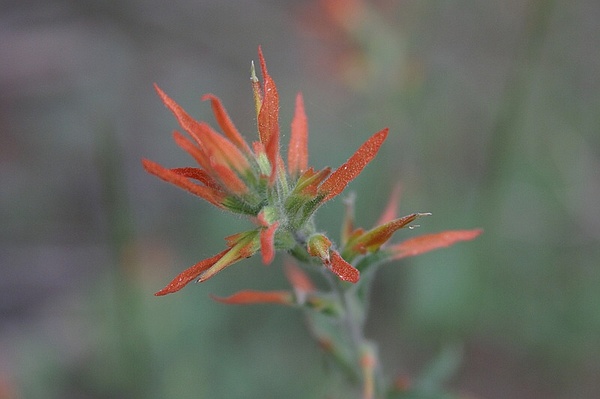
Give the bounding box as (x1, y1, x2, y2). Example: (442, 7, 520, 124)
(154, 84, 201, 141)
(288, 92, 308, 177)
(210, 290, 293, 305)
(260, 221, 279, 264)
(319, 128, 389, 202)
(198, 230, 260, 282)
(293, 167, 332, 197)
(390, 229, 483, 260)
(329, 251, 360, 283)
(284, 262, 316, 294)
(376, 183, 402, 226)
(201, 93, 252, 154)
(142, 158, 226, 208)
(256, 46, 281, 184)
(154, 250, 228, 296)
(351, 213, 430, 254)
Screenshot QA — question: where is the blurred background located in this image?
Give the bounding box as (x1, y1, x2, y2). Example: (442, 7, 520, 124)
(1, 0, 599, 398)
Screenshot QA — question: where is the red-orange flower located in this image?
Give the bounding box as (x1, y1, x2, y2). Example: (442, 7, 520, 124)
(145, 47, 390, 295)
(339, 186, 482, 267)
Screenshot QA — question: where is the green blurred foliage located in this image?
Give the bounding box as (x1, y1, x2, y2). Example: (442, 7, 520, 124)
(1, 0, 599, 398)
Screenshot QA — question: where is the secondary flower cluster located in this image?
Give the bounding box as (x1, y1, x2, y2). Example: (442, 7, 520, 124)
(144, 47, 481, 297)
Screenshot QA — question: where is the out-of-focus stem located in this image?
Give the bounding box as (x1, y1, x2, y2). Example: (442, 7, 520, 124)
(327, 273, 383, 398)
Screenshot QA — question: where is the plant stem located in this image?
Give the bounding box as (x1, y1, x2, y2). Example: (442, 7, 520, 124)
(326, 272, 383, 398)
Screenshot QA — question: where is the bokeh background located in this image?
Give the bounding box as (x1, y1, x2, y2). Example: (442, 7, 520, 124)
(1, 0, 599, 398)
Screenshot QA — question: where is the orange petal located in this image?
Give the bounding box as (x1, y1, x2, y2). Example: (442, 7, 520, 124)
(340, 193, 356, 246)
(329, 251, 360, 283)
(198, 230, 260, 282)
(170, 167, 221, 190)
(155, 84, 205, 141)
(376, 183, 402, 226)
(319, 128, 389, 202)
(172, 131, 211, 171)
(142, 159, 225, 207)
(293, 167, 332, 197)
(260, 221, 279, 264)
(210, 290, 292, 305)
(202, 94, 252, 154)
(288, 92, 308, 177)
(351, 213, 429, 254)
(210, 162, 249, 195)
(284, 262, 316, 293)
(390, 229, 483, 260)
(196, 122, 251, 175)
(154, 250, 228, 296)
(155, 85, 249, 175)
(257, 46, 280, 183)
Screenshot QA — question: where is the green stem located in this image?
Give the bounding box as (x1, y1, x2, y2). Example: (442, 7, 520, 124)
(325, 270, 384, 398)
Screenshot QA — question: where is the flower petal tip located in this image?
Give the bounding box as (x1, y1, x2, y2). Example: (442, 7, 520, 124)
(210, 290, 292, 305)
(329, 251, 360, 283)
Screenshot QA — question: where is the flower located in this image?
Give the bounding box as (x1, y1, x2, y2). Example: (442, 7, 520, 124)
(215, 190, 482, 308)
(145, 47, 389, 295)
(339, 184, 483, 266)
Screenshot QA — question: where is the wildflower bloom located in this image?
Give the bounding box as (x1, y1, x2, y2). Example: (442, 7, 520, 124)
(339, 185, 483, 266)
(146, 47, 481, 297)
(145, 47, 389, 296)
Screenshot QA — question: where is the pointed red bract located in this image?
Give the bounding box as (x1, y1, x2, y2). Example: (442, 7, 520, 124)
(155, 250, 229, 296)
(172, 131, 211, 171)
(340, 193, 356, 246)
(390, 229, 483, 260)
(285, 262, 316, 294)
(142, 159, 225, 207)
(376, 183, 402, 226)
(194, 122, 250, 175)
(170, 167, 221, 190)
(293, 167, 331, 197)
(351, 213, 427, 254)
(288, 92, 308, 177)
(202, 94, 252, 154)
(257, 46, 281, 183)
(320, 128, 389, 202)
(210, 290, 292, 305)
(155, 85, 250, 175)
(329, 251, 360, 283)
(210, 162, 249, 195)
(260, 221, 279, 264)
(154, 84, 203, 139)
